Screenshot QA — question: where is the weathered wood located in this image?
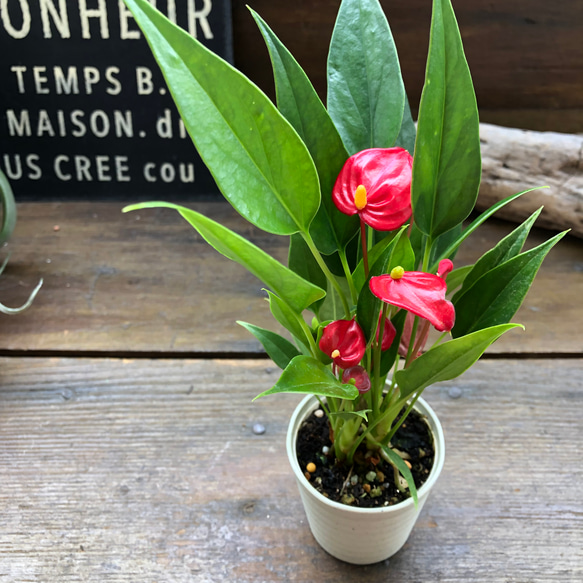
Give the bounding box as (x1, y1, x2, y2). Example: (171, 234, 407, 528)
(0, 202, 580, 355)
(233, 0, 583, 132)
(478, 123, 583, 237)
(0, 357, 581, 581)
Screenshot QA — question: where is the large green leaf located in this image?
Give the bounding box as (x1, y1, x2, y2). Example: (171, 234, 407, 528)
(452, 231, 567, 337)
(254, 356, 359, 400)
(452, 208, 542, 303)
(252, 10, 358, 253)
(327, 0, 405, 154)
(394, 97, 417, 155)
(237, 321, 301, 370)
(412, 0, 481, 238)
(395, 324, 522, 397)
(123, 202, 325, 313)
(123, 0, 320, 236)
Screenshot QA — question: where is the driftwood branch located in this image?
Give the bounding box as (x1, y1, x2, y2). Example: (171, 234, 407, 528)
(478, 123, 583, 237)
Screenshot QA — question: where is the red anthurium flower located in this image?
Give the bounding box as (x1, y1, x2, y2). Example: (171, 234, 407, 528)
(319, 319, 366, 369)
(369, 266, 455, 332)
(342, 366, 371, 394)
(398, 259, 455, 358)
(332, 148, 413, 231)
(377, 315, 396, 351)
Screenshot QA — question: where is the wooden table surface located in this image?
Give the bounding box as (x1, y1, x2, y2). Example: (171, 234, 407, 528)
(1, 202, 582, 582)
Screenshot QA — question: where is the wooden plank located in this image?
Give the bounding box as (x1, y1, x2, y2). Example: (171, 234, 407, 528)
(232, 0, 583, 132)
(0, 202, 580, 355)
(0, 357, 581, 580)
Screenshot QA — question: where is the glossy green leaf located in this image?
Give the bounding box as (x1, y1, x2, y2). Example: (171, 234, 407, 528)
(123, 0, 320, 236)
(237, 321, 301, 370)
(254, 356, 359, 400)
(429, 187, 549, 273)
(327, 0, 405, 154)
(267, 291, 312, 353)
(380, 445, 418, 507)
(395, 324, 522, 397)
(252, 9, 358, 253)
(452, 208, 543, 303)
(412, 0, 481, 238)
(123, 202, 325, 313)
(452, 231, 567, 337)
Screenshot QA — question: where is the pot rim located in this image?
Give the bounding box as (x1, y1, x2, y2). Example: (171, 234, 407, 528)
(286, 393, 445, 514)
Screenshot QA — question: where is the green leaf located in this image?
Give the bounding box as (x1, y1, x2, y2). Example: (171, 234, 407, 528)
(412, 0, 481, 238)
(445, 265, 473, 295)
(452, 208, 542, 303)
(452, 231, 567, 337)
(266, 291, 312, 353)
(395, 324, 523, 397)
(237, 321, 301, 370)
(380, 445, 418, 507)
(429, 187, 549, 272)
(327, 0, 405, 154)
(395, 96, 417, 155)
(123, 0, 320, 236)
(252, 9, 358, 253)
(330, 409, 372, 422)
(254, 356, 359, 400)
(123, 202, 325, 313)
(0, 169, 17, 245)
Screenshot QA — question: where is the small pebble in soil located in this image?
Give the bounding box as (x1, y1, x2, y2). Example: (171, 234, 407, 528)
(362, 483, 371, 493)
(448, 386, 463, 399)
(314, 409, 324, 418)
(252, 423, 266, 435)
(322, 446, 329, 454)
(405, 460, 412, 469)
(306, 462, 316, 473)
(350, 474, 359, 485)
(365, 471, 377, 482)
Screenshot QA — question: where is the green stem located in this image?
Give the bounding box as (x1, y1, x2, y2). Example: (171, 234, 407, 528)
(360, 218, 369, 279)
(338, 247, 358, 306)
(404, 316, 420, 368)
(297, 314, 319, 358)
(372, 303, 388, 416)
(302, 231, 351, 319)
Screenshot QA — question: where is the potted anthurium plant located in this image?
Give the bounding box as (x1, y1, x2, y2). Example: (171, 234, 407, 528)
(122, 0, 566, 565)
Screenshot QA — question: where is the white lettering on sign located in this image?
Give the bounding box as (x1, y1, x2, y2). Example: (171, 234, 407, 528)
(10, 65, 123, 95)
(2, 153, 41, 180)
(0, 0, 215, 40)
(53, 154, 131, 182)
(6, 109, 134, 138)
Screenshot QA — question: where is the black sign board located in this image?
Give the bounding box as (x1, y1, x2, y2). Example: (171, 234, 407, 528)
(0, 0, 232, 200)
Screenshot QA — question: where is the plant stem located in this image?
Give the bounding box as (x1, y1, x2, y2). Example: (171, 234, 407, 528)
(338, 247, 358, 305)
(302, 231, 351, 319)
(380, 392, 422, 447)
(360, 219, 369, 279)
(372, 303, 388, 415)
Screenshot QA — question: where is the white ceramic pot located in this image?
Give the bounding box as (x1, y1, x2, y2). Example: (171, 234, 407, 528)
(286, 394, 445, 565)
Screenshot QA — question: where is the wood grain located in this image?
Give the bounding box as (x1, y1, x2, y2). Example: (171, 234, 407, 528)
(0, 202, 580, 355)
(1, 357, 581, 581)
(232, 0, 583, 132)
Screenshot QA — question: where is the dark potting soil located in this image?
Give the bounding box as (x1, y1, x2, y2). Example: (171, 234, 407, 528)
(296, 407, 435, 508)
